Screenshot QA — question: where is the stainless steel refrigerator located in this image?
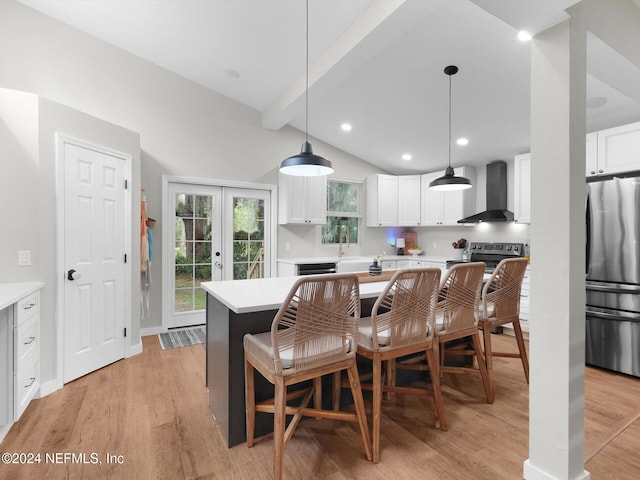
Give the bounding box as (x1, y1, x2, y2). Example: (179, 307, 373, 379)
(586, 176, 640, 377)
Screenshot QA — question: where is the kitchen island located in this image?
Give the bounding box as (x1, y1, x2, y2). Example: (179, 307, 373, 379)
(201, 275, 392, 447)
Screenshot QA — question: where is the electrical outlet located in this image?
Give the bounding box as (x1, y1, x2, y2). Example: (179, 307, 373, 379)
(18, 250, 31, 266)
(432, 242, 437, 250)
(285, 242, 291, 251)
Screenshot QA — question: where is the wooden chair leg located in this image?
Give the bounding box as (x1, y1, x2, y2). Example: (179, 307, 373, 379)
(472, 332, 494, 404)
(425, 348, 447, 431)
(244, 356, 256, 447)
(481, 326, 495, 403)
(513, 320, 530, 383)
(273, 377, 286, 480)
(333, 371, 341, 411)
(313, 377, 322, 417)
(384, 358, 396, 400)
(372, 355, 382, 463)
(347, 363, 373, 462)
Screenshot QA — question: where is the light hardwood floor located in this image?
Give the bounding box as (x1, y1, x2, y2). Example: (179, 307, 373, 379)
(1, 334, 639, 479)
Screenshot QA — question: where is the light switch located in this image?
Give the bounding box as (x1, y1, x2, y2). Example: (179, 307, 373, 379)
(18, 250, 31, 266)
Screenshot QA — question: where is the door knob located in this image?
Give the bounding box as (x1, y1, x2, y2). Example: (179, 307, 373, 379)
(67, 269, 78, 281)
(214, 261, 222, 269)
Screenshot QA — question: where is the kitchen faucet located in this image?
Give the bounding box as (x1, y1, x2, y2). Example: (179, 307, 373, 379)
(338, 225, 350, 258)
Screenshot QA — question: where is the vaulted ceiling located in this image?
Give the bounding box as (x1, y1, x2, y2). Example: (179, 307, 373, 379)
(18, 0, 640, 173)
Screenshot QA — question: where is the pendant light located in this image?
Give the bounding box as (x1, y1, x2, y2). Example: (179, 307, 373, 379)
(279, 0, 334, 176)
(429, 65, 472, 191)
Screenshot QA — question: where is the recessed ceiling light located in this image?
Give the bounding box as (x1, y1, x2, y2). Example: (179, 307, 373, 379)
(341, 123, 352, 132)
(517, 31, 532, 42)
(401, 153, 412, 161)
(456, 138, 469, 146)
(225, 68, 240, 78)
(587, 96, 607, 109)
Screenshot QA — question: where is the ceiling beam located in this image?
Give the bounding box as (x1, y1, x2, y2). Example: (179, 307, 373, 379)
(261, 0, 442, 131)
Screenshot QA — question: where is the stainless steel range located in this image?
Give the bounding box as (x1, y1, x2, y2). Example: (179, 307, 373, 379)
(446, 242, 525, 273)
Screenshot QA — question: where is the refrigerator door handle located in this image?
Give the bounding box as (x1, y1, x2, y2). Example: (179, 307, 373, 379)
(586, 284, 640, 294)
(586, 309, 640, 322)
(585, 184, 591, 276)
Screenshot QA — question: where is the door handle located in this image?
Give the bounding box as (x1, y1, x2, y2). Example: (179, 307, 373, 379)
(214, 261, 222, 269)
(67, 269, 78, 281)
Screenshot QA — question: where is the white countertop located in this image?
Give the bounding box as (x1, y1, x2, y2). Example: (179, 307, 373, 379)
(202, 276, 389, 314)
(277, 255, 448, 265)
(0, 282, 44, 310)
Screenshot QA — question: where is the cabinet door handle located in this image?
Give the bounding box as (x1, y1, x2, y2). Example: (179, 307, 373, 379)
(24, 377, 36, 388)
(23, 302, 36, 310)
(24, 336, 36, 345)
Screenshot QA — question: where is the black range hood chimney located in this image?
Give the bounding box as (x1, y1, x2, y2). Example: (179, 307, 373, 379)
(457, 160, 514, 223)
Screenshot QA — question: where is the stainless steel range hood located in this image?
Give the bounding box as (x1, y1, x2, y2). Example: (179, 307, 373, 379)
(458, 160, 514, 223)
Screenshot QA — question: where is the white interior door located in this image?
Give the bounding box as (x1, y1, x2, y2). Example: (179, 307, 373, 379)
(63, 142, 128, 383)
(166, 184, 222, 329)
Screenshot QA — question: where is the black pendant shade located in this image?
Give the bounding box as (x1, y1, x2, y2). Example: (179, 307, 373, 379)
(429, 65, 472, 191)
(280, 141, 333, 176)
(279, 0, 333, 176)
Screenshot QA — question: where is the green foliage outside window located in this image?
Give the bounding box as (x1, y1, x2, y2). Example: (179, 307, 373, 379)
(322, 181, 360, 244)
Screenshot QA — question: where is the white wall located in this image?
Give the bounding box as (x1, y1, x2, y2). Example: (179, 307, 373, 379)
(0, 0, 529, 354)
(0, 87, 141, 385)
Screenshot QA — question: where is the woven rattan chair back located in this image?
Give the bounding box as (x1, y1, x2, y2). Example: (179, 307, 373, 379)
(482, 257, 528, 320)
(369, 267, 440, 350)
(437, 262, 485, 334)
(271, 274, 360, 375)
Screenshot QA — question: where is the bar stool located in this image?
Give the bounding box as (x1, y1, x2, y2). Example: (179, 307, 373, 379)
(352, 267, 445, 463)
(243, 273, 372, 480)
(478, 257, 529, 400)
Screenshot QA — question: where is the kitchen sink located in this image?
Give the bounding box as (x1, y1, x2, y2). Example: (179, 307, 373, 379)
(336, 257, 372, 273)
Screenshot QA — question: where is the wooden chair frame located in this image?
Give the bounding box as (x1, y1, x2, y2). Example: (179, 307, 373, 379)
(243, 273, 372, 480)
(478, 257, 529, 400)
(346, 267, 445, 463)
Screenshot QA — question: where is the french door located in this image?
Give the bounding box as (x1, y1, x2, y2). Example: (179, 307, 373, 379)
(164, 180, 273, 329)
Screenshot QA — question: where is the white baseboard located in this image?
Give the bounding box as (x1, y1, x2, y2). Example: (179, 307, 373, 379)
(127, 337, 143, 357)
(140, 326, 164, 337)
(0, 423, 12, 444)
(38, 379, 61, 399)
(523, 460, 590, 480)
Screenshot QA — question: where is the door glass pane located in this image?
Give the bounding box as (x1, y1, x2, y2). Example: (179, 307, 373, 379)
(174, 193, 213, 313)
(232, 197, 265, 280)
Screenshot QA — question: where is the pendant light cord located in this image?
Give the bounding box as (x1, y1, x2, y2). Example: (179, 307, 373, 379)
(305, 0, 309, 143)
(448, 71, 452, 169)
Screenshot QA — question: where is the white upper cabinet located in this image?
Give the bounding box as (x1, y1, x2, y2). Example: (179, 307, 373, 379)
(420, 167, 476, 226)
(366, 174, 399, 226)
(367, 174, 422, 226)
(278, 174, 327, 225)
(585, 132, 598, 177)
(588, 121, 640, 177)
(513, 153, 531, 224)
(397, 175, 422, 226)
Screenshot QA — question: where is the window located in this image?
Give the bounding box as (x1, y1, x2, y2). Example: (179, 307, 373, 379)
(322, 180, 361, 244)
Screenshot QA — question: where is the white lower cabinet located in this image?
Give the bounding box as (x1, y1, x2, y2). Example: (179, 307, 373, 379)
(1, 285, 41, 443)
(13, 290, 40, 421)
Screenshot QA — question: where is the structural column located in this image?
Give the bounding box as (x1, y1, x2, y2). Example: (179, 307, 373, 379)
(525, 16, 589, 480)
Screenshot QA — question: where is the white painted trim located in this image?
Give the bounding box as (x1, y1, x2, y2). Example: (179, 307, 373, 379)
(54, 134, 133, 389)
(126, 338, 143, 357)
(523, 460, 590, 480)
(0, 424, 11, 444)
(37, 379, 61, 399)
(161, 175, 278, 332)
(141, 326, 165, 337)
